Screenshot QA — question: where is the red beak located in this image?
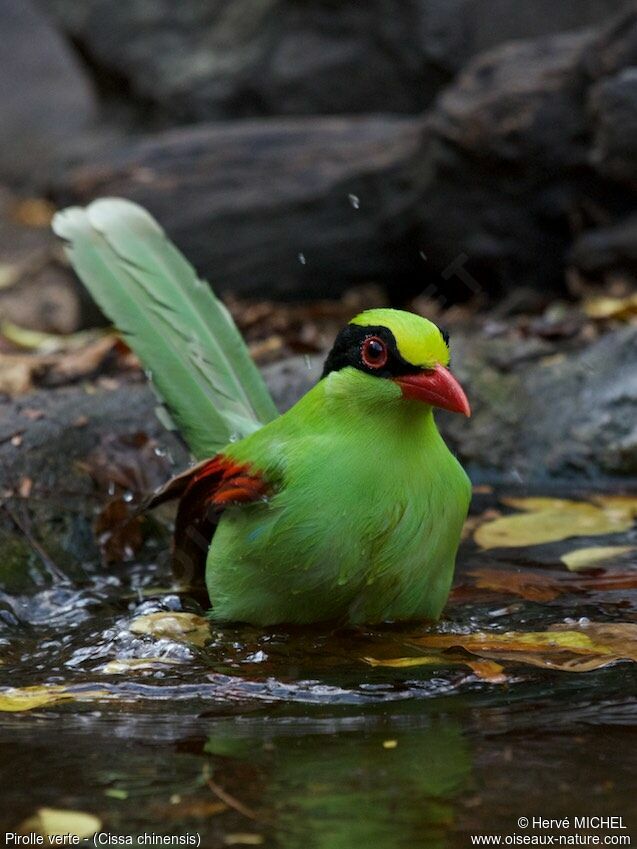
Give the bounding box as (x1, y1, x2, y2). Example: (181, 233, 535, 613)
(394, 365, 471, 416)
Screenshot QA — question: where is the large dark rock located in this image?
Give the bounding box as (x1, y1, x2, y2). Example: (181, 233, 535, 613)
(590, 68, 637, 186)
(47, 3, 637, 300)
(409, 6, 637, 297)
(0, 0, 96, 187)
(40, 0, 629, 123)
(446, 325, 637, 481)
(569, 215, 637, 279)
(412, 29, 596, 297)
(53, 115, 428, 298)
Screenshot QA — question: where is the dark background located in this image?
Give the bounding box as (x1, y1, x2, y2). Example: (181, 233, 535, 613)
(1, 0, 637, 481)
(2, 0, 637, 303)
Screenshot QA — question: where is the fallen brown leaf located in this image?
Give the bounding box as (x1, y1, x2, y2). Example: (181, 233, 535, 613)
(95, 498, 144, 563)
(0, 334, 119, 396)
(468, 567, 565, 602)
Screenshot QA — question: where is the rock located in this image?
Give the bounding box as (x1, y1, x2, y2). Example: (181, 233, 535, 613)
(412, 29, 597, 297)
(410, 5, 637, 297)
(40, 0, 627, 123)
(0, 356, 317, 588)
(53, 115, 428, 298)
(0, 0, 97, 187)
(445, 324, 637, 480)
(569, 215, 637, 280)
(590, 68, 637, 186)
(48, 4, 637, 300)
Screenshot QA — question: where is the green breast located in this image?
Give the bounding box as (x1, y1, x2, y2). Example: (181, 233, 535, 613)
(206, 374, 471, 625)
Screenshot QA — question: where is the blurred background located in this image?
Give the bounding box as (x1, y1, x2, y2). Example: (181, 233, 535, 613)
(1, 0, 637, 480)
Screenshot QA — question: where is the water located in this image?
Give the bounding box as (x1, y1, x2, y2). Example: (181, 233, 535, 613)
(1, 487, 636, 846)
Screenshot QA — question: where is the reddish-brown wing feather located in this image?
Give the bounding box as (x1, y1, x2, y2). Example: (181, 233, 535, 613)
(149, 455, 270, 586)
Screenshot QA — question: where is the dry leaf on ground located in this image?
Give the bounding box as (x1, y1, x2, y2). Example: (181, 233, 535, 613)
(468, 567, 566, 602)
(0, 335, 119, 396)
(560, 545, 636, 572)
(474, 497, 635, 550)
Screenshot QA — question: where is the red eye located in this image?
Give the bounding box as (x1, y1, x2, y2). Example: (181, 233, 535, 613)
(361, 336, 388, 369)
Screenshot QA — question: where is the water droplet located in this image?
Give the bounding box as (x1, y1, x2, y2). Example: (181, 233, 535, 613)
(419, 250, 428, 261)
(246, 650, 268, 663)
(123, 491, 134, 503)
(153, 446, 167, 457)
(303, 354, 312, 370)
(297, 252, 306, 265)
(229, 432, 240, 443)
(348, 193, 360, 209)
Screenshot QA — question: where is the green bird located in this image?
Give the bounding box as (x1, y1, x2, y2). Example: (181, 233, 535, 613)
(53, 199, 471, 626)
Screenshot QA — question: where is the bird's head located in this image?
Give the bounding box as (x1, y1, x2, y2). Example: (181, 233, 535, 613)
(321, 308, 470, 417)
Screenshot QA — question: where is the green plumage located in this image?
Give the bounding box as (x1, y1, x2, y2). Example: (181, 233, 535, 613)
(210, 370, 470, 624)
(53, 198, 471, 626)
(53, 199, 277, 459)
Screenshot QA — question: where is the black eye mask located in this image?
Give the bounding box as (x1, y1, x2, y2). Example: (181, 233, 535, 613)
(321, 324, 440, 379)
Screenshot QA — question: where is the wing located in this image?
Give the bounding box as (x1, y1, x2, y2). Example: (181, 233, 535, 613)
(53, 199, 279, 459)
(150, 455, 270, 586)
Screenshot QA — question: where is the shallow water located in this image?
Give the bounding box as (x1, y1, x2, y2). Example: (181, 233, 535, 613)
(1, 487, 636, 847)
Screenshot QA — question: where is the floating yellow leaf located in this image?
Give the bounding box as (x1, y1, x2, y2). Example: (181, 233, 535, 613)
(411, 623, 637, 673)
(0, 685, 108, 712)
(363, 653, 506, 682)
(101, 657, 185, 674)
(474, 497, 634, 550)
(561, 545, 635, 572)
(129, 612, 211, 647)
(19, 808, 101, 839)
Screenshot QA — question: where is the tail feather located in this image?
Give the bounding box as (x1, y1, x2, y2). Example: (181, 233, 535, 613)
(53, 199, 278, 459)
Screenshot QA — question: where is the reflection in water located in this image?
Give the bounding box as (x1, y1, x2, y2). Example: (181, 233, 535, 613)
(204, 716, 471, 849)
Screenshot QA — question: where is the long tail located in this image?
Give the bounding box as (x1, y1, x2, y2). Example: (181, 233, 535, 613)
(53, 198, 278, 459)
